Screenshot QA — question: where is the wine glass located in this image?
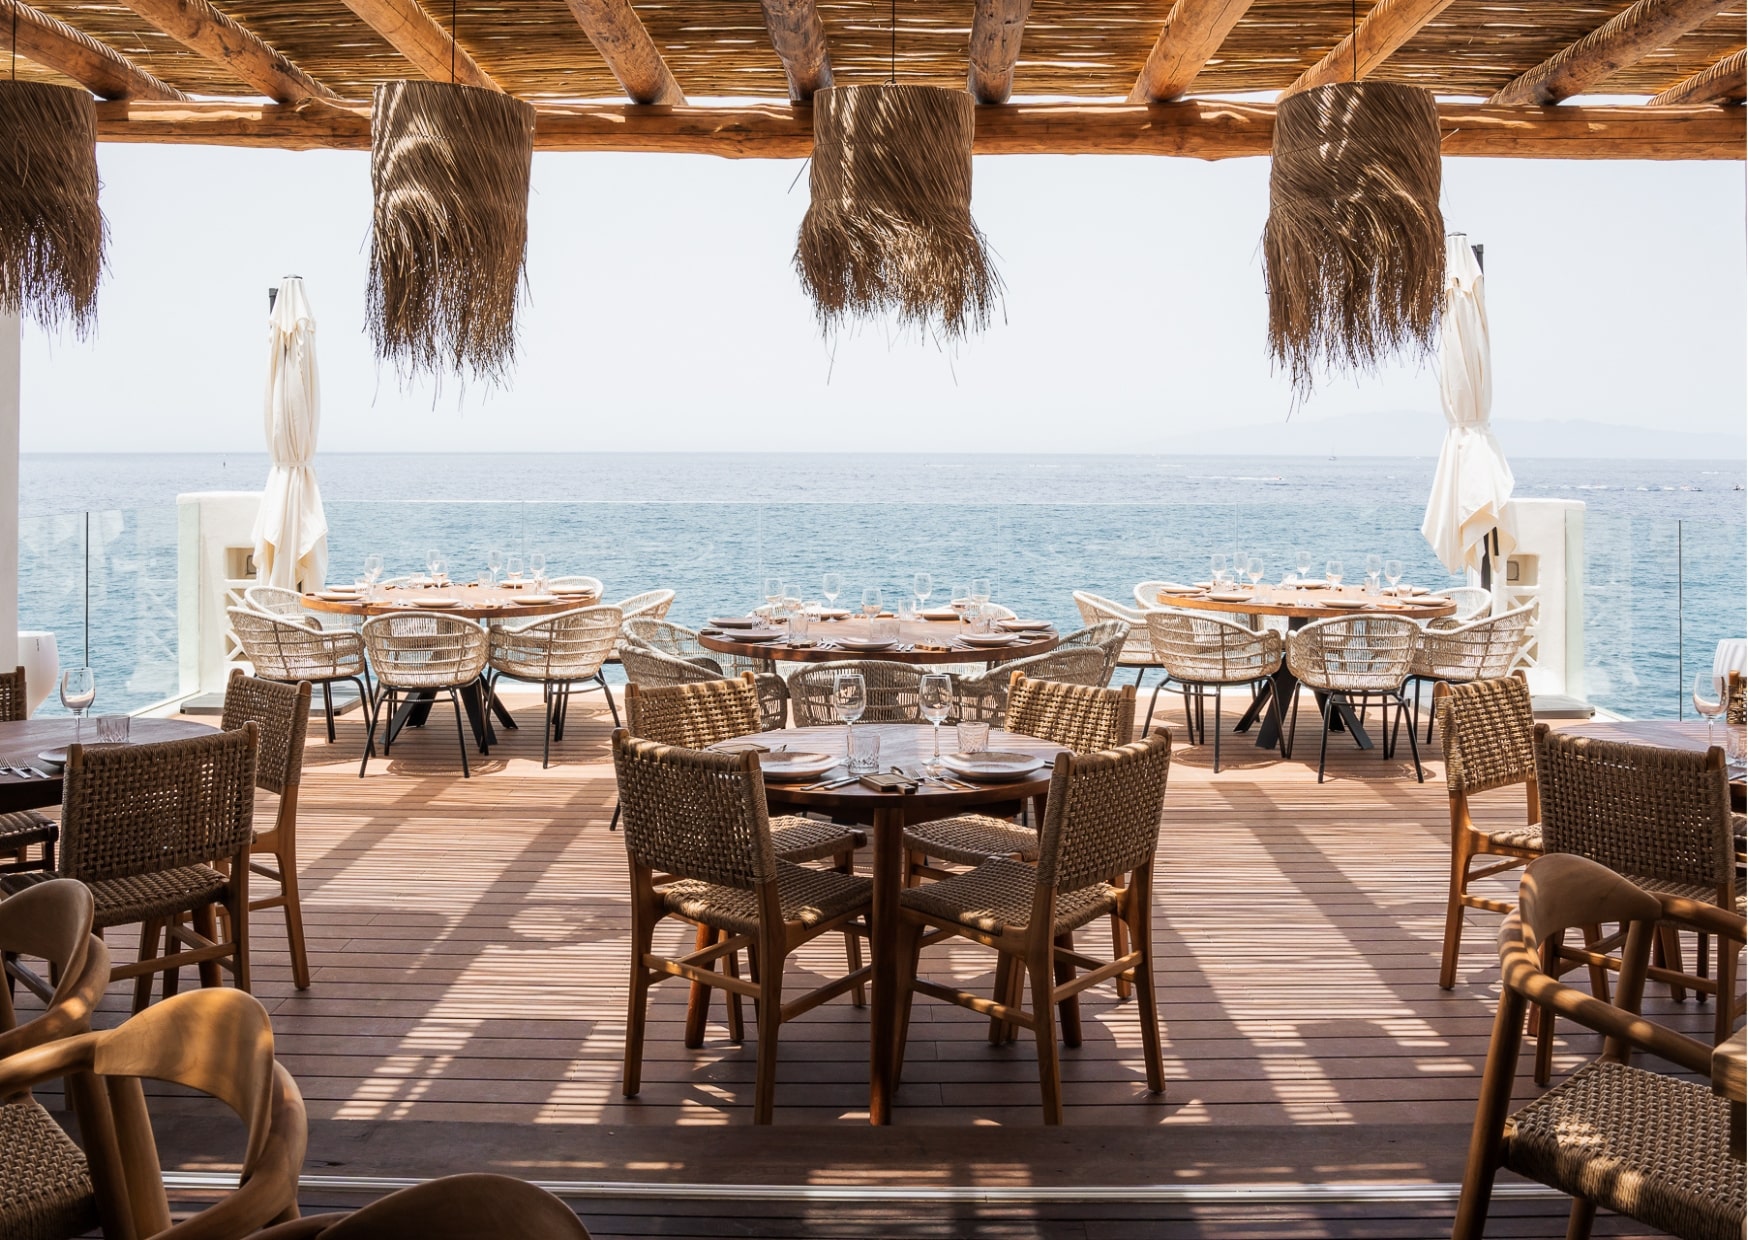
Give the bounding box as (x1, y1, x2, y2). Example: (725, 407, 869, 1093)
(1325, 559, 1343, 588)
(1694, 673, 1728, 747)
(60, 667, 95, 745)
(425, 548, 442, 580)
(950, 581, 969, 612)
(914, 572, 933, 612)
(1209, 554, 1229, 587)
(1295, 548, 1312, 585)
(919, 674, 952, 773)
(429, 555, 448, 586)
(834, 671, 866, 753)
(485, 548, 502, 585)
(505, 554, 524, 582)
(1246, 556, 1264, 590)
(765, 576, 785, 615)
(821, 572, 842, 610)
(362, 553, 383, 599)
(1364, 553, 1383, 593)
(529, 551, 546, 586)
(970, 577, 991, 608)
(1384, 559, 1404, 593)
(861, 586, 883, 618)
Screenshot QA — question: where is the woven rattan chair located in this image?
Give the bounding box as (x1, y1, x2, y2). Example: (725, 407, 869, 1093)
(1, 728, 259, 1015)
(0, 987, 307, 1240)
(549, 575, 604, 599)
(222, 670, 315, 991)
(1146, 610, 1283, 773)
(230, 606, 371, 746)
(614, 732, 872, 1124)
(951, 646, 1110, 726)
(243, 584, 308, 621)
(1285, 615, 1424, 783)
(1410, 603, 1535, 742)
(1430, 585, 1495, 629)
(620, 639, 788, 731)
(614, 589, 675, 623)
(488, 605, 624, 765)
(1434, 674, 1542, 991)
(623, 617, 767, 680)
(895, 730, 1172, 1124)
(1056, 620, 1130, 687)
(0, 665, 57, 873)
(253, 1174, 592, 1240)
(359, 613, 489, 778)
(1072, 591, 1160, 688)
(1453, 854, 1746, 1240)
(788, 660, 923, 726)
(1534, 724, 1743, 1066)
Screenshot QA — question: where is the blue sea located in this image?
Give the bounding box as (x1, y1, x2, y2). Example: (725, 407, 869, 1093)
(16, 453, 1747, 721)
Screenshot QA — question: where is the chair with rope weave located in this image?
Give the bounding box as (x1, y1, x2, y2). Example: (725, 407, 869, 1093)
(951, 646, 1111, 727)
(1284, 614, 1424, 783)
(229, 605, 371, 747)
(788, 660, 924, 727)
(359, 613, 489, 779)
(488, 605, 625, 762)
(623, 616, 768, 680)
(1145, 610, 1282, 773)
(619, 639, 788, 732)
(1428, 585, 1494, 630)
(1410, 603, 1535, 742)
(0, 666, 57, 874)
(1072, 591, 1160, 689)
(1056, 619, 1130, 687)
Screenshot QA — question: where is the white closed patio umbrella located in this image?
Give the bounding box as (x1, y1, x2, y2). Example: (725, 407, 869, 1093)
(252, 276, 329, 590)
(1421, 234, 1515, 586)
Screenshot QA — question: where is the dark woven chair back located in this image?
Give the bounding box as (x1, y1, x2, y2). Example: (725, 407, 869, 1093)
(1534, 724, 1735, 891)
(789, 660, 924, 726)
(222, 670, 310, 797)
(60, 727, 258, 883)
(1439, 675, 1536, 796)
(0, 665, 26, 723)
(612, 732, 776, 890)
(625, 675, 759, 750)
(1035, 730, 1172, 896)
(1004, 673, 1135, 753)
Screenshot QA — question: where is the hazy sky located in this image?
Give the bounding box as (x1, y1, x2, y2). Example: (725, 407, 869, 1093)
(17, 138, 1745, 454)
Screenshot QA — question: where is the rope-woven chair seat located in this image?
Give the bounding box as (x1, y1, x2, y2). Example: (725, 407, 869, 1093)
(662, 862, 870, 937)
(0, 810, 55, 852)
(902, 815, 1039, 866)
(3, 864, 229, 926)
(1412, 605, 1534, 682)
(1501, 1060, 1744, 1240)
(1619, 874, 1746, 911)
(900, 857, 1117, 937)
(771, 816, 865, 863)
(1475, 822, 1543, 852)
(0, 1098, 98, 1240)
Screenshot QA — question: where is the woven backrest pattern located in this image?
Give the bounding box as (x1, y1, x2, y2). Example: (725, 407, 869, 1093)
(614, 590, 675, 621)
(626, 676, 760, 749)
(1036, 730, 1171, 894)
(1148, 610, 1283, 684)
(362, 614, 489, 689)
(1414, 604, 1534, 681)
(1436, 586, 1494, 623)
(1005, 673, 1135, 752)
(490, 605, 622, 681)
(789, 660, 924, 726)
(612, 732, 775, 888)
(1286, 615, 1418, 692)
(221, 671, 309, 796)
(1535, 728, 1735, 890)
(0, 665, 24, 723)
(61, 728, 258, 881)
(1057, 620, 1130, 685)
(243, 585, 307, 620)
(1439, 675, 1536, 795)
(1071, 591, 1153, 664)
(953, 647, 1111, 725)
(623, 617, 711, 662)
(230, 608, 364, 681)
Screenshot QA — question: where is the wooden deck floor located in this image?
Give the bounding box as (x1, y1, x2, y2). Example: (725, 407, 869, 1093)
(32, 687, 1736, 1237)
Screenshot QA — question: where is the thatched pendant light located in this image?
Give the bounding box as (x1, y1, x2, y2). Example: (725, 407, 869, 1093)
(796, 84, 1000, 341)
(1263, 81, 1445, 398)
(369, 80, 535, 384)
(0, 81, 105, 337)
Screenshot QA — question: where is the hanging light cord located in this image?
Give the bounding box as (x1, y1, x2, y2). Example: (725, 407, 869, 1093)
(450, 0, 457, 84)
(1351, 0, 1358, 82)
(11, 5, 18, 81)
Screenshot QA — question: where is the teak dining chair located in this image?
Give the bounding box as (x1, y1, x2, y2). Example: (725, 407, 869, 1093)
(252, 1173, 593, 1239)
(0, 664, 58, 873)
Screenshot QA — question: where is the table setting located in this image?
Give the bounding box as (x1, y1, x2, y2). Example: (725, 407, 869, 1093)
(1151, 550, 1455, 621)
(301, 550, 600, 622)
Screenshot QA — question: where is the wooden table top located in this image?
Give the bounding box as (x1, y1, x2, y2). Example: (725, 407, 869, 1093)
(0, 717, 213, 814)
(1564, 718, 1746, 790)
(1153, 585, 1456, 622)
(699, 619, 1060, 665)
(301, 583, 601, 622)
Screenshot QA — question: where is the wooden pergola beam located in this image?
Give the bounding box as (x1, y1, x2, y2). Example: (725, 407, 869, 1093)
(89, 99, 1747, 161)
(337, 0, 499, 92)
(115, 0, 338, 103)
(0, 0, 186, 100)
(1128, 0, 1256, 104)
(758, 0, 831, 103)
(1282, 0, 1456, 97)
(560, 0, 684, 106)
(968, 0, 1031, 105)
(1491, 0, 1735, 106)
(1648, 48, 1746, 105)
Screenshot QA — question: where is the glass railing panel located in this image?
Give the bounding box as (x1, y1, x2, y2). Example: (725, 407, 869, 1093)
(1678, 516, 1748, 715)
(17, 510, 88, 714)
(1234, 502, 1467, 593)
(1581, 512, 1683, 720)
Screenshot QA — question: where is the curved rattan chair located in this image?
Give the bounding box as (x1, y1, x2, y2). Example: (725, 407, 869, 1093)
(895, 731, 1172, 1124)
(253, 1174, 593, 1239)
(229, 606, 371, 746)
(548, 575, 604, 599)
(359, 613, 489, 778)
(788, 660, 924, 727)
(614, 732, 872, 1124)
(1433, 675, 1542, 992)
(952, 646, 1111, 726)
(1147, 610, 1283, 773)
(1410, 603, 1535, 741)
(0, 988, 307, 1240)
(1285, 615, 1423, 783)
(243, 585, 307, 621)
(619, 639, 788, 732)
(623, 616, 765, 678)
(614, 589, 675, 623)
(0, 665, 57, 874)
(1056, 620, 1129, 687)
(488, 605, 624, 765)
(1453, 854, 1746, 1240)
(1429, 585, 1494, 629)
(1072, 591, 1159, 687)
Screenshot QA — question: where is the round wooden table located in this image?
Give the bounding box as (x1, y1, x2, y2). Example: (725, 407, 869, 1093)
(730, 722, 1066, 1125)
(301, 583, 599, 623)
(0, 717, 213, 815)
(699, 618, 1060, 666)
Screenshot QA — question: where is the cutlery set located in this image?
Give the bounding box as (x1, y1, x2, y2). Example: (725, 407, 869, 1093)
(1, 763, 51, 779)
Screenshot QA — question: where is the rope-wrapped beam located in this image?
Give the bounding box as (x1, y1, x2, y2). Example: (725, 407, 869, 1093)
(0, 0, 187, 100)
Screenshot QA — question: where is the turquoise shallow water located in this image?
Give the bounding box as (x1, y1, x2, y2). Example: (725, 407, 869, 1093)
(16, 453, 1746, 721)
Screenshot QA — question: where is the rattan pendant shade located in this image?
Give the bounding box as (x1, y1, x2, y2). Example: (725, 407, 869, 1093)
(369, 80, 536, 383)
(796, 84, 1000, 341)
(1263, 81, 1445, 398)
(0, 81, 105, 336)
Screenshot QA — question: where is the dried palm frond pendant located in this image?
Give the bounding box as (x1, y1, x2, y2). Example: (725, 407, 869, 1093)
(369, 80, 536, 384)
(0, 81, 105, 337)
(796, 84, 1001, 341)
(1264, 81, 1444, 398)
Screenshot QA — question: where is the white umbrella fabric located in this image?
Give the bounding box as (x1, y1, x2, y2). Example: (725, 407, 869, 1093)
(252, 276, 329, 590)
(1421, 234, 1515, 580)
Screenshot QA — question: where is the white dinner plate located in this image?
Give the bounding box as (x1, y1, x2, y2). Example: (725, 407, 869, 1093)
(408, 598, 462, 609)
(960, 632, 1020, 647)
(939, 751, 1045, 782)
(816, 608, 852, 620)
(1319, 598, 1370, 610)
(552, 586, 597, 598)
(836, 636, 896, 652)
(511, 594, 557, 605)
(36, 749, 67, 768)
(1155, 583, 1200, 596)
(998, 618, 1052, 632)
(756, 751, 839, 781)
(708, 616, 761, 629)
(316, 591, 356, 601)
(918, 608, 959, 621)
(1206, 592, 1251, 603)
(726, 628, 785, 643)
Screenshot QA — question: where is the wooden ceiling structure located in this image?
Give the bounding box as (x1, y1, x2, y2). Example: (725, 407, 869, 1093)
(0, 0, 1742, 158)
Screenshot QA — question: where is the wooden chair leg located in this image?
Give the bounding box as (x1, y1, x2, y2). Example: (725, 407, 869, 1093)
(836, 850, 865, 1007)
(893, 917, 924, 1093)
(1029, 945, 1064, 1125)
(278, 850, 312, 991)
(1127, 875, 1165, 1095)
(1715, 933, 1740, 1047)
(622, 907, 655, 1099)
(1110, 911, 1132, 1002)
(1534, 935, 1561, 1087)
(752, 930, 785, 1125)
(1656, 924, 1687, 1002)
(1440, 831, 1476, 991)
(192, 904, 223, 990)
(1053, 932, 1082, 1049)
(988, 955, 1014, 1046)
(132, 919, 163, 1014)
(682, 922, 714, 1049)
(1564, 1197, 1597, 1240)
(723, 936, 745, 1044)
(228, 883, 251, 994)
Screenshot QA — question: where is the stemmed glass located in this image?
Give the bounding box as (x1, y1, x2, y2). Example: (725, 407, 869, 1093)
(1384, 559, 1404, 593)
(1364, 553, 1383, 593)
(1325, 559, 1344, 588)
(914, 572, 933, 612)
(919, 674, 952, 774)
(822, 572, 842, 611)
(363, 554, 383, 599)
(766, 576, 786, 615)
(425, 548, 442, 580)
(1694, 673, 1728, 747)
(485, 548, 502, 586)
(505, 554, 524, 583)
(970, 578, 991, 610)
(60, 667, 95, 745)
(1295, 548, 1312, 586)
(1210, 554, 1230, 587)
(429, 555, 448, 587)
(529, 551, 546, 587)
(1246, 556, 1264, 590)
(861, 587, 883, 619)
(834, 671, 866, 756)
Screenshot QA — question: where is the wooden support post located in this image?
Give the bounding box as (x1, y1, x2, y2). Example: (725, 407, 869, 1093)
(968, 0, 1031, 105)
(757, 0, 831, 103)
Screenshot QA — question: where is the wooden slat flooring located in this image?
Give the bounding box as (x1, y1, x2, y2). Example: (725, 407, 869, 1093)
(20, 685, 1737, 1237)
